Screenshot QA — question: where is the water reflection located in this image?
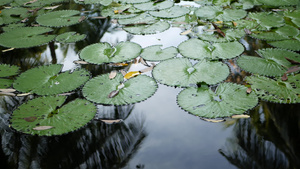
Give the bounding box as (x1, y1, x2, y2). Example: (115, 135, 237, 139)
(0, 96, 146, 169)
(220, 102, 300, 169)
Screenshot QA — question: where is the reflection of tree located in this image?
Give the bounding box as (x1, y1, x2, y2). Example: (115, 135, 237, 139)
(0, 97, 147, 169)
(219, 102, 300, 169)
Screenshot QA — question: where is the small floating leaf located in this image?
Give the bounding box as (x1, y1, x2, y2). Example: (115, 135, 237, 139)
(178, 39, 244, 60)
(36, 10, 84, 27)
(13, 64, 90, 95)
(197, 28, 245, 43)
(0, 27, 55, 48)
(152, 58, 229, 87)
(140, 45, 178, 61)
(177, 83, 258, 118)
(0, 64, 20, 77)
(79, 42, 142, 64)
(124, 71, 141, 79)
(248, 12, 285, 30)
(10, 96, 97, 136)
(134, 1, 173, 11)
(149, 6, 189, 19)
(268, 39, 300, 51)
(55, 32, 86, 43)
(195, 6, 247, 21)
(231, 114, 250, 119)
(123, 21, 170, 35)
(83, 73, 157, 105)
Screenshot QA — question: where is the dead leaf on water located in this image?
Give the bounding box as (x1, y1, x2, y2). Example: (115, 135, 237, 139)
(139, 57, 150, 67)
(281, 73, 288, 81)
(124, 71, 141, 79)
(231, 114, 250, 119)
(246, 87, 252, 94)
(73, 60, 88, 64)
(44, 5, 61, 10)
(202, 118, 225, 123)
(109, 70, 117, 79)
(78, 16, 86, 22)
(286, 66, 300, 74)
(140, 66, 154, 73)
(2, 48, 14, 52)
(120, 70, 127, 76)
(180, 29, 192, 35)
(0, 92, 16, 96)
(16, 93, 31, 96)
(24, 116, 37, 122)
(100, 119, 123, 124)
(33, 126, 54, 130)
(108, 90, 119, 98)
(0, 89, 16, 93)
(24, 0, 37, 5)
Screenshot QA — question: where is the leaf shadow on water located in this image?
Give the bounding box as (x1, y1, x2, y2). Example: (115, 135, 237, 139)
(219, 102, 300, 169)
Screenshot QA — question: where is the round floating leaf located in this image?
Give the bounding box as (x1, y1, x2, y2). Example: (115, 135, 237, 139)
(121, 0, 150, 3)
(246, 75, 300, 104)
(237, 48, 300, 76)
(257, 0, 299, 6)
(140, 45, 178, 61)
(83, 73, 157, 105)
(0, 7, 29, 25)
(195, 6, 246, 21)
(248, 12, 285, 30)
(149, 6, 189, 18)
(268, 39, 300, 51)
(2, 23, 25, 32)
(55, 32, 86, 43)
(118, 13, 156, 25)
(13, 0, 66, 7)
(0, 27, 55, 48)
(79, 42, 142, 64)
(177, 83, 258, 118)
(133, 1, 173, 11)
(284, 9, 300, 27)
(197, 28, 246, 42)
(152, 58, 229, 87)
(178, 39, 244, 60)
(0, 79, 13, 88)
(13, 64, 90, 95)
(250, 25, 299, 41)
(0, 64, 20, 77)
(100, 4, 139, 19)
(36, 10, 85, 27)
(10, 96, 97, 136)
(74, 0, 112, 6)
(122, 21, 170, 35)
(0, 0, 13, 6)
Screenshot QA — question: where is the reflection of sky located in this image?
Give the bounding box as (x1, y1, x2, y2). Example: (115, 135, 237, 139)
(123, 85, 236, 169)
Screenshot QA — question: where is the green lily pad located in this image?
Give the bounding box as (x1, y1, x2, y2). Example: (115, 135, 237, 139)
(121, 0, 151, 4)
(250, 25, 299, 41)
(149, 6, 189, 19)
(284, 9, 300, 27)
(100, 4, 139, 19)
(36, 10, 85, 27)
(0, 79, 13, 88)
(79, 41, 141, 64)
(118, 13, 157, 25)
(248, 12, 285, 30)
(178, 39, 244, 60)
(10, 96, 97, 136)
(197, 28, 246, 42)
(140, 45, 178, 61)
(195, 6, 247, 21)
(2, 23, 25, 32)
(55, 32, 86, 43)
(133, 1, 173, 11)
(13, 64, 90, 95)
(122, 21, 170, 35)
(82, 73, 157, 105)
(0, 7, 29, 25)
(177, 83, 258, 118)
(13, 0, 66, 7)
(246, 75, 300, 104)
(0, 64, 20, 77)
(257, 0, 299, 6)
(237, 48, 300, 76)
(74, 0, 112, 6)
(152, 58, 229, 87)
(0, 0, 13, 6)
(0, 27, 55, 48)
(268, 39, 300, 51)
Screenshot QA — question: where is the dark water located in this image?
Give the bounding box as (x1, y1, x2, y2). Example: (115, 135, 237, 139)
(1, 2, 300, 169)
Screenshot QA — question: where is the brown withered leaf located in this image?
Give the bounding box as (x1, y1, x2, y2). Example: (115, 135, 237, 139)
(285, 57, 300, 65)
(78, 16, 86, 22)
(281, 73, 288, 81)
(286, 66, 300, 74)
(33, 126, 54, 130)
(139, 57, 150, 67)
(246, 87, 252, 94)
(108, 90, 119, 98)
(212, 23, 225, 37)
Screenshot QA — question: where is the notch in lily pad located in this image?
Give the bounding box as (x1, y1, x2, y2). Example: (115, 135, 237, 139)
(152, 58, 230, 87)
(177, 83, 258, 118)
(82, 73, 157, 105)
(13, 64, 90, 95)
(79, 41, 142, 64)
(10, 95, 97, 136)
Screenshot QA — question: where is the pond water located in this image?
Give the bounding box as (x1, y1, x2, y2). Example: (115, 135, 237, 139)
(1, 0, 300, 169)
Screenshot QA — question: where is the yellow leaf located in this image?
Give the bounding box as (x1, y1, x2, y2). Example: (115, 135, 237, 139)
(114, 10, 119, 14)
(214, 21, 223, 24)
(124, 71, 141, 79)
(232, 22, 237, 27)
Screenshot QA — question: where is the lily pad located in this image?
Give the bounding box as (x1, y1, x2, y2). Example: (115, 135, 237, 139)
(13, 64, 90, 95)
(0, 27, 55, 48)
(122, 21, 170, 35)
(82, 73, 157, 105)
(140, 45, 178, 61)
(177, 83, 258, 118)
(257, 0, 299, 6)
(133, 1, 173, 11)
(36, 10, 85, 27)
(74, 0, 112, 6)
(197, 28, 246, 42)
(55, 32, 86, 43)
(248, 12, 285, 30)
(118, 13, 157, 25)
(268, 39, 300, 51)
(149, 6, 189, 19)
(250, 25, 299, 41)
(0, 79, 14, 88)
(284, 9, 300, 27)
(195, 6, 247, 21)
(100, 4, 139, 19)
(13, 0, 66, 7)
(121, 0, 151, 3)
(2, 23, 25, 32)
(237, 48, 300, 76)
(0, 7, 29, 25)
(152, 58, 229, 87)
(79, 41, 142, 64)
(178, 39, 244, 60)
(246, 75, 300, 104)
(0, 0, 13, 6)
(10, 96, 97, 136)
(0, 64, 20, 77)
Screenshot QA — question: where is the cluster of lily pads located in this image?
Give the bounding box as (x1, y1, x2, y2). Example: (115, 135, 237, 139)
(0, 0, 300, 136)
